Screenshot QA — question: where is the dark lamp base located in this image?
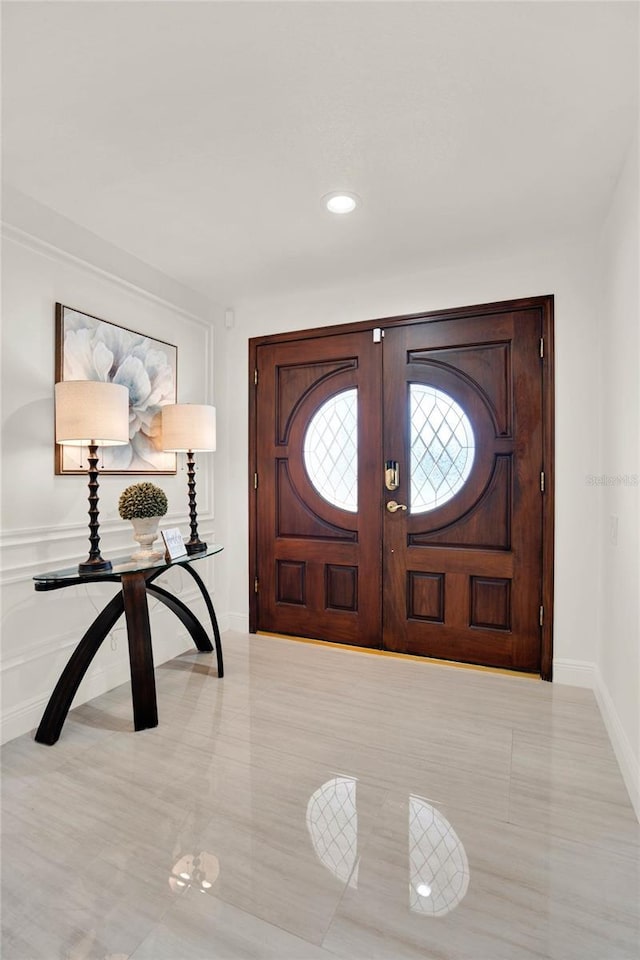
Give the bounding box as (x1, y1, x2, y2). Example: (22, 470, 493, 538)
(185, 540, 207, 556)
(78, 557, 113, 574)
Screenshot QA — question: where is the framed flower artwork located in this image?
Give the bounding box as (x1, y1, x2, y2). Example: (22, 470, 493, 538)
(55, 303, 178, 475)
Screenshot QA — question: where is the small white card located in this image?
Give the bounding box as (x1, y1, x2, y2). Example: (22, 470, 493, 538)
(161, 527, 188, 561)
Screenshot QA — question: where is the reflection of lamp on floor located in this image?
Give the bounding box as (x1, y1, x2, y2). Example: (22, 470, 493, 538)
(169, 852, 220, 894)
(162, 404, 216, 555)
(55, 380, 129, 573)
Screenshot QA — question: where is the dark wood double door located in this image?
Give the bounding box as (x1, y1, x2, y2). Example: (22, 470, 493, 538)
(250, 296, 553, 676)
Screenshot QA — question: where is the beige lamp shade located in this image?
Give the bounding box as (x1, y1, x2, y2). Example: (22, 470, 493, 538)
(55, 380, 130, 446)
(162, 404, 216, 452)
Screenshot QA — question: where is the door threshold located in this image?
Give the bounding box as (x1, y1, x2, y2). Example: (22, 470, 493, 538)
(256, 631, 540, 680)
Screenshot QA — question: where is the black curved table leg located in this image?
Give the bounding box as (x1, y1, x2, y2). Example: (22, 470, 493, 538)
(35, 591, 125, 745)
(122, 571, 158, 732)
(181, 563, 224, 677)
(146, 583, 213, 652)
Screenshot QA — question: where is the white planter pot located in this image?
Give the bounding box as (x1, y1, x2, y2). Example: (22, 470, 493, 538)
(130, 516, 163, 561)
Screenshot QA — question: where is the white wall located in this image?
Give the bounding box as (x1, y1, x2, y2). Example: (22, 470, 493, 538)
(0, 208, 221, 744)
(217, 233, 602, 685)
(594, 130, 640, 818)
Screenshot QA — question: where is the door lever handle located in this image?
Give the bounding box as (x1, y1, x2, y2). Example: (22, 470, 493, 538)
(386, 500, 407, 513)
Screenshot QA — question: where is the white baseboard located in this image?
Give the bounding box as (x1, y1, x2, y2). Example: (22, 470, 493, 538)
(527, 656, 639, 821)
(552, 658, 595, 688)
(1, 691, 58, 746)
(1, 632, 192, 745)
(593, 667, 640, 822)
(226, 612, 249, 633)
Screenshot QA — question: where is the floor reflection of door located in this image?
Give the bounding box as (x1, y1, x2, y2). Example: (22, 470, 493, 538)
(250, 296, 554, 676)
(306, 778, 470, 916)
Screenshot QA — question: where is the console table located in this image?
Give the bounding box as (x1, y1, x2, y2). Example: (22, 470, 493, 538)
(33, 544, 224, 745)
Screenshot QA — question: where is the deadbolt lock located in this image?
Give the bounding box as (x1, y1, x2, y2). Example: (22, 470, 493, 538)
(385, 460, 400, 491)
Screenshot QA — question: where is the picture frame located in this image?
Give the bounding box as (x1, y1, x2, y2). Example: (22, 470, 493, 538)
(55, 303, 178, 475)
(161, 527, 188, 561)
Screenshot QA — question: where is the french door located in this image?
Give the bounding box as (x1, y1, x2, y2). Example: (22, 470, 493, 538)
(249, 296, 554, 676)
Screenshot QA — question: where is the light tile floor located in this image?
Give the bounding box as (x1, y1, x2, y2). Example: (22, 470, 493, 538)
(1, 631, 639, 959)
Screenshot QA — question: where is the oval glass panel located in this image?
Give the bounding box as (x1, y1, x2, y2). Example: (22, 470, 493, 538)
(304, 389, 357, 512)
(410, 384, 475, 513)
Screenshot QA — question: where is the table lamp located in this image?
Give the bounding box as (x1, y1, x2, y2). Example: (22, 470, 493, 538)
(162, 404, 216, 555)
(55, 380, 130, 573)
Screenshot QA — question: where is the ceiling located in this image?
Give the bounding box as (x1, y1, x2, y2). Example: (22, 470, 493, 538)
(2, 1, 638, 304)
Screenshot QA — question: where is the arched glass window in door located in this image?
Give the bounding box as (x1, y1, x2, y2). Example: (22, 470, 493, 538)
(410, 385, 475, 513)
(304, 389, 358, 512)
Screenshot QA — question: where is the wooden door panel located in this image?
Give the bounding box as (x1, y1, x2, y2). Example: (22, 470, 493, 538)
(405, 547, 514, 577)
(255, 331, 382, 647)
(276, 460, 356, 540)
(383, 310, 543, 671)
(406, 571, 445, 622)
(409, 455, 512, 549)
(276, 359, 357, 443)
(410, 342, 513, 436)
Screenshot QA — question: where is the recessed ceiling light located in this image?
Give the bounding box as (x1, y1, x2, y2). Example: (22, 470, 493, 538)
(323, 192, 359, 214)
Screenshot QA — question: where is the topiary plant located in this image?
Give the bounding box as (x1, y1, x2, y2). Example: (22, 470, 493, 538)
(118, 482, 168, 520)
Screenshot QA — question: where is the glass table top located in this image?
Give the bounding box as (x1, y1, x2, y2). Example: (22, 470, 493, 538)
(33, 543, 224, 585)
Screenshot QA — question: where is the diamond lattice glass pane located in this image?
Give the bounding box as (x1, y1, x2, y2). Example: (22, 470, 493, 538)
(304, 389, 357, 512)
(410, 385, 475, 513)
(409, 795, 470, 917)
(306, 777, 359, 888)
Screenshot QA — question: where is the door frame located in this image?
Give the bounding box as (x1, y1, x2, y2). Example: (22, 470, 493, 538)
(248, 295, 555, 680)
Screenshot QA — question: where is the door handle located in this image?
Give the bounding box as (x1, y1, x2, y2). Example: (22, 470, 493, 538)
(386, 500, 408, 513)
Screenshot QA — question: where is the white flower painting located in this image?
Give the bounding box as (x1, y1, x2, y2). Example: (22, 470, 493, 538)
(56, 304, 177, 474)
